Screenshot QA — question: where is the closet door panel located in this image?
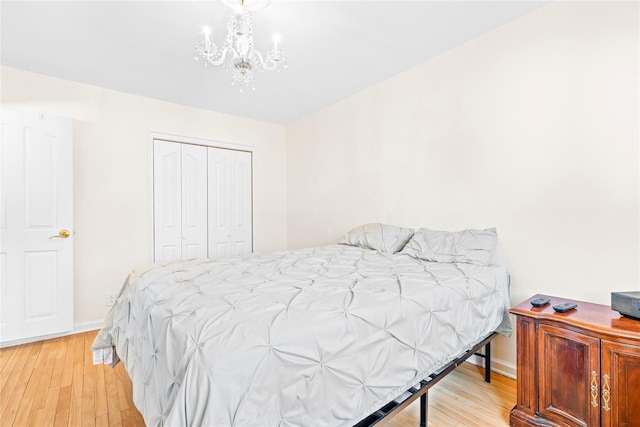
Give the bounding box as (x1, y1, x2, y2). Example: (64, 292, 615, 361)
(208, 148, 231, 257)
(154, 140, 182, 262)
(208, 148, 252, 257)
(231, 150, 252, 255)
(181, 144, 208, 259)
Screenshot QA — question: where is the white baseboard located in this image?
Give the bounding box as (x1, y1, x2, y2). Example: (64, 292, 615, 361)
(0, 319, 104, 348)
(466, 354, 516, 380)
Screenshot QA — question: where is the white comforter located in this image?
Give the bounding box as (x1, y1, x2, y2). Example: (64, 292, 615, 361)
(93, 245, 511, 427)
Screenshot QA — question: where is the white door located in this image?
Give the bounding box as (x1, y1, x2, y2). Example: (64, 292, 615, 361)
(208, 148, 252, 257)
(153, 140, 207, 262)
(0, 110, 73, 343)
(180, 144, 208, 259)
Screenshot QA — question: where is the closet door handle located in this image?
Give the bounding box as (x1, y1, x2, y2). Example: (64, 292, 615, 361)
(602, 374, 611, 411)
(590, 371, 599, 407)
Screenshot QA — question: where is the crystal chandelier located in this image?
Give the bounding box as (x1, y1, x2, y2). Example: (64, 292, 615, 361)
(194, 0, 287, 90)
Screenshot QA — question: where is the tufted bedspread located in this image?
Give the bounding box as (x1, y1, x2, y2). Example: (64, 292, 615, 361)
(93, 245, 511, 427)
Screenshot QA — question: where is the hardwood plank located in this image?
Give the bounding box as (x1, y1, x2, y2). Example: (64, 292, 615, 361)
(96, 413, 109, 427)
(11, 364, 43, 426)
(60, 334, 75, 388)
(0, 343, 20, 376)
(0, 344, 31, 421)
(114, 364, 133, 412)
(34, 386, 60, 426)
(67, 335, 85, 427)
(25, 407, 43, 427)
(2, 342, 44, 425)
(85, 333, 108, 422)
(106, 407, 123, 427)
(94, 362, 108, 418)
(81, 334, 96, 427)
(52, 385, 71, 427)
(120, 408, 135, 426)
(49, 335, 69, 390)
(103, 357, 123, 427)
(30, 341, 56, 412)
(68, 362, 83, 425)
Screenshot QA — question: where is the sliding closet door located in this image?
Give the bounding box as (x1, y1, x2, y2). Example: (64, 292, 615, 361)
(153, 141, 181, 261)
(180, 144, 208, 258)
(153, 140, 207, 262)
(208, 148, 253, 257)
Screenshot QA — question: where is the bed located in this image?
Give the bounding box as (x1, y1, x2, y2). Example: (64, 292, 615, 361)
(93, 225, 511, 426)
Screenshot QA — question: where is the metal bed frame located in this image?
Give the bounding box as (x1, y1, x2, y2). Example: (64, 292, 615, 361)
(354, 331, 497, 427)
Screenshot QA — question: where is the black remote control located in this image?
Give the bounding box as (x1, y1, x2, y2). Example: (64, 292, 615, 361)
(552, 302, 577, 313)
(530, 297, 551, 307)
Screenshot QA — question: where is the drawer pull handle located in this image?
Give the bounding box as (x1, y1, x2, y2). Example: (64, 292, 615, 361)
(590, 371, 599, 407)
(602, 374, 611, 411)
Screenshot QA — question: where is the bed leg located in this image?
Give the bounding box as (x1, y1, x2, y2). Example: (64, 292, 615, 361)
(419, 392, 428, 427)
(484, 341, 491, 383)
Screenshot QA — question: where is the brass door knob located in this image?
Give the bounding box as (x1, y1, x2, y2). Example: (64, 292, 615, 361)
(50, 230, 70, 239)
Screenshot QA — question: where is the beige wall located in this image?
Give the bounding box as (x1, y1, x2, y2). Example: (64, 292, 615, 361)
(1, 66, 288, 325)
(286, 1, 639, 373)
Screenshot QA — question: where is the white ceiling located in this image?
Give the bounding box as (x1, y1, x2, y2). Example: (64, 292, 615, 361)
(1, 1, 549, 124)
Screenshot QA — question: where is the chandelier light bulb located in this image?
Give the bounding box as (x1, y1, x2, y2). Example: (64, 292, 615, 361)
(272, 33, 281, 50)
(202, 25, 211, 40)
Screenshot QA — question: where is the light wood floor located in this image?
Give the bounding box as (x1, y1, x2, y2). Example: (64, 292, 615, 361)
(0, 331, 516, 426)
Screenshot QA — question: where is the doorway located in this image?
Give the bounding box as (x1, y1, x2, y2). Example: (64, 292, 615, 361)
(0, 110, 74, 344)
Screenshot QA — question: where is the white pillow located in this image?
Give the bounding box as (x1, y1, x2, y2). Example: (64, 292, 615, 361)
(489, 241, 507, 268)
(338, 223, 415, 254)
(400, 227, 498, 266)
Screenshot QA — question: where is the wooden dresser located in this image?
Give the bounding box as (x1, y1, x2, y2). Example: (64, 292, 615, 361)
(509, 295, 640, 427)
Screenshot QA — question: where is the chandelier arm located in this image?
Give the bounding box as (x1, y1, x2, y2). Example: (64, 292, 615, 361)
(251, 50, 266, 67)
(250, 50, 278, 71)
(205, 47, 233, 66)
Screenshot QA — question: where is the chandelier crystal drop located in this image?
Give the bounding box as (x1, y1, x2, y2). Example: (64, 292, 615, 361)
(194, 0, 287, 91)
